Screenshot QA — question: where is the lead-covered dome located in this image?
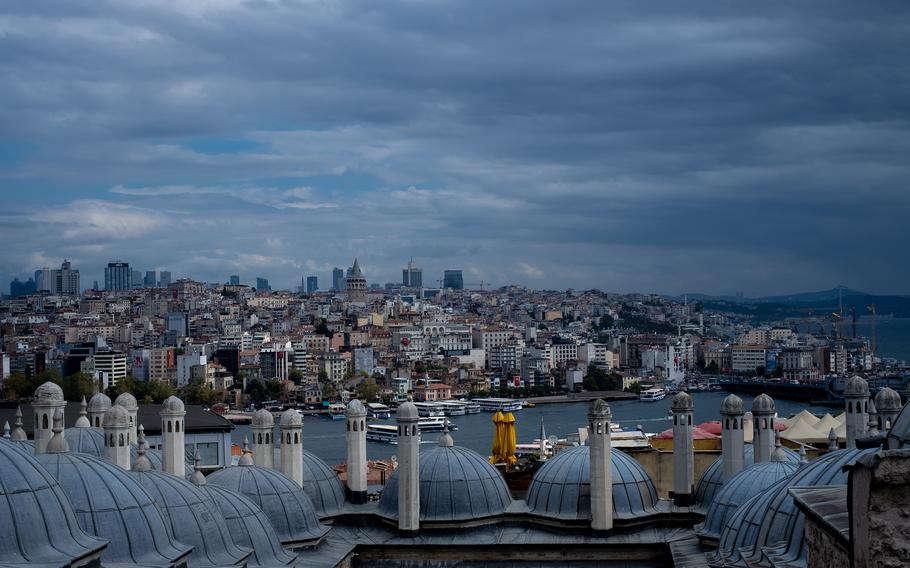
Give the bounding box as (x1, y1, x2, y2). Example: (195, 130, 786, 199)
(874, 387, 902, 411)
(161, 395, 184, 413)
(694, 458, 798, 543)
(37, 451, 192, 567)
(302, 449, 346, 517)
(279, 408, 302, 427)
(206, 463, 329, 546)
(114, 392, 139, 411)
(378, 444, 513, 522)
(694, 444, 799, 509)
(844, 375, 870, 397)
(104, 404, 130, 427)
(133, 468, 253, 567)
(397, 401, 419, 420)
(720, 394, 744, 415)
(672, 391, 694, 411)
(0, 438, 107, 566)
(751, 393, 776, 414)
(197, 483, 298, 567)
(252, 408, 274, 428)
(526, 445, 659, 521)
(64, 426, 106, 456)
(34, 381, 65, 404)
(88, 392, 112, 413)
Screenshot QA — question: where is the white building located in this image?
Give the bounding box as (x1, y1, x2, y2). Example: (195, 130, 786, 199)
(177, 353, 207, 387)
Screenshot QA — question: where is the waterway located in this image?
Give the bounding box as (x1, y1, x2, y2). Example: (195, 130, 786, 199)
(851, 317, 910, 363)
(231, 392, 838, 466)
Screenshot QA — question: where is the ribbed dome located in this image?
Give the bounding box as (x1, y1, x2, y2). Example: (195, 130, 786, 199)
(0, 438, 107, 566)
(279, 408, 302, 427)
(844, 375, 870, 397)
(104, 404, 130, 427)
(252, 408, 274, 427)
(378, 444, 513, 522)
(695, 459, 798, 542)
(712, 447, 874, 567)
(302, 449, 346, 517)
(198, 484, 298, 567)
(207, 464, 329, 546)
(720, 394, 744, 415)
(88, 392, 112, 414)
(874, 387, 902, 411)
(34, 381, 64, 403)
(694, 444, 799, 509)
(133, 469, 253, 567)
(526, 445, 659, 520)
(751, 393, 776, 414)
(114, 392, 139, 411)
(64, 426, 106, 456)
(36, 451, 192, 567)
(672, 391, 694, 411)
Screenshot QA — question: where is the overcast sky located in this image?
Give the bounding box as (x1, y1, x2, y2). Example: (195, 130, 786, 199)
(2, 1, 909, 295)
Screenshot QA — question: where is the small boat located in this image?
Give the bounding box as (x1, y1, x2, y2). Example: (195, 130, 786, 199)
(639, 388, 667, 402)
(325, 403, 346, 420)
(523, 401, 536, 408)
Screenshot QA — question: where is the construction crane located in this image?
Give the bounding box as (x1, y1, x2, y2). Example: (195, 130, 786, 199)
(465, 280, 487, 291)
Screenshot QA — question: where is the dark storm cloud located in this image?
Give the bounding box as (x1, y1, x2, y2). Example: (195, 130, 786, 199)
(1, 0, 908, 293)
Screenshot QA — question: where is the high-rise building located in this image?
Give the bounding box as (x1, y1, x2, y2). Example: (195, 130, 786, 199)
(306, 276, 318, 294)
(34, 267, 52, 292)
(9, 278, 37, 298)
(104, 262, 131, 291)
(402, 258, 423, 288)
(332, 267, 344, 291)
(443, 270, 464, 290)
(345, 259, 367, 300)
(256, 277, 270, 292)
(130, 270, 143, 289)
(166, 312, 189, 337)
(229, 275, 240, 286)
(158, 271, 172, 287)
(144, 271, 157, 288)
(50, 260, 80, 295)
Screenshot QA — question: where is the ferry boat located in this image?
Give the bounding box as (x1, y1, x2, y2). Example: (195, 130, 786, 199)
(325, 403, 347, 420)
(416, 416, 457, 432)
(413, 401, 446, 417)
(638, 388, 667, 402)
(439, 400, 467, 416)
(365, 417, 458, 444)
(473, 397, 523, 412)
(463, 401, 481, 414)
(366, 402, 391, 420)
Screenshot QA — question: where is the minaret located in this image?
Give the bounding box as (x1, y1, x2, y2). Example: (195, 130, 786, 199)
(74, 396, 91, 428)
(279, 409, 304, 486)
(396, 400, 420, 536)
(114, 392, 139, 445)
(539, 416, 548, 460)
(251, 409, 275, 468)
(844, 375, 870, 449)
(161, 396, 186, 477)
(671, 391, 695, 505)
(587, 399, 613, 534)
(10, 407, 27, 441)
(46, 408, 70, 453)
(751, 394, 776, 463)
(720, 394, 745, 481)
(874, 387, 902, 432)
(103, 404, 132, 469)
(345, 399, 368, 504)
(32, 381, 65, 454)
(88, 392, 112, 428)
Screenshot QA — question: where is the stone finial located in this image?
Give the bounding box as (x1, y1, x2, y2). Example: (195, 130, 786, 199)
(438, 422, 454, 447)
(132, 425, 153, 472)
(829, 427, 838, 450)
(189, 447, 206, 486)
(74, 396, 91, 428)
(238, 437, 254, 466)
(10, 407, 26, 441)
(3, 421, 10, 439)
(46, 408, 70, 454)
(770, 432, 788, 462)
(798, 444, 808, 464)
(867, 399, 880, 436)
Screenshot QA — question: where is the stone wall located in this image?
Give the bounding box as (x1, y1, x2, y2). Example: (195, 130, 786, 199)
(804, 517, 849, 568)
(850, 450, 910, 568)
(630, 449, 718, 497)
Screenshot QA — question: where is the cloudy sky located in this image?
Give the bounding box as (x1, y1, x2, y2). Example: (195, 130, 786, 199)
(2, 1, 909, 295)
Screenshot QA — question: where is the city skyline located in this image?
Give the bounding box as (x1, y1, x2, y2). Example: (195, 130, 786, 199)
(2, 2, 909, 295)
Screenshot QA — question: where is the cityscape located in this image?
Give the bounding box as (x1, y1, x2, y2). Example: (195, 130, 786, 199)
(2, 1, 909, 568)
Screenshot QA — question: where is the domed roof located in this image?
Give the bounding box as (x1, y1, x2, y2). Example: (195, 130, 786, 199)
(114, 392, 138, 411)
(378, 444, 513, 522)
(346, 399, 367, 416)
(397, 401, 419, 420)
(751, 393, 776, 414)
(694, 444, 799, 509)
(279, 408, 302, 427)
(588, 399, 611, 418)
(672, 391, 693, 411)
(198, 484, 298, 567)
(103, 404, 130, 428)
(526, 445, 659, 521)
(302, 450, 346, 517)
(88, 392, 112, 413)
(252, 408, 274, 428)
(721, 394, 744, 415)
(712, 447, 875, 567)
(161, 395, 185, 413)
(206, 464, 329, 546)
(64, 426, 106, 456)
(874, 387, 902, 411)
(132, 468, 253, 567)
(0, 438, 107, 566)
(695, 459, 798, 542)
(36, 451, 192, 567)
(34, 381, 64, 404)
(844, 375, 870, 397)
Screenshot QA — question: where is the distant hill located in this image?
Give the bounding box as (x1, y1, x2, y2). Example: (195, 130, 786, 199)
(680, 287, 868, 305)
(683, 288, 910, 321)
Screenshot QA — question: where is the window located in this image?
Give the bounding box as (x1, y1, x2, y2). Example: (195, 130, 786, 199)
(191, 442, 220, 466)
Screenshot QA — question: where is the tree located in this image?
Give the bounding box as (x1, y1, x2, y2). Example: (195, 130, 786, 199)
(289, 369, 304, 385)
(706, 361, 720, 375)
(184, 379, 219, 406)
(582, 364, 622, 391)
(321, 382, 337, 400)
(625, 381, 643, 395)
(61, 373, 95, 401)
(355, 378, 380, 402)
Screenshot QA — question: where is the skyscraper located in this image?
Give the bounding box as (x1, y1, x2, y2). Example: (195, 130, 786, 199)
(402, 258, 423, 288)
(144, 271, 157, 288)
(52, 260, 80, 295)
(158, 271, 172, 287)
(306, 276, 318, 294)
(104, 262, 131, 291)
(229, 275, 240, 286)
(256, 277, 270, 291)
(131, 270, 143, 289)
(9, 278, 37, 298)
(34, 267, 51, 292)
(443, 270, 464, 290)
(332, 267, 344, 291)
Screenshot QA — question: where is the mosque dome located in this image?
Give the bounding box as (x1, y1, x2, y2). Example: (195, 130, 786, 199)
(34, 381, 64, 404)
(252, 408, 274, 428)
(874, 387, 902, 412)
(694, 444, 799, 509)
(397, 401, 419, 420)
(36, 451, 192, 567)
(751, 393, 776, 414)
(694, 458, 798, 542)
(844, 375, 870, 397)
(132, 468, 253, 567)
(347, 399, 367, 416)
(206, 462, 329, 546)
(526, 445, 659, 521)
(64, 426, 106, 456)
(0, 438, 107, 566)
(672, 391, 694, 411)
(302, 449, 347, 517)
(161, 395, 184, 413)
(279, 408, 302, 427)
(378, 442, 513, 522)
(88, 392, 112, 414)
(712, 447, 875, 567)
(103, 404, 130, 428)
(197, 483, 298, 567)
(114, 392, 138, 411)
(720, 394, 744, 415)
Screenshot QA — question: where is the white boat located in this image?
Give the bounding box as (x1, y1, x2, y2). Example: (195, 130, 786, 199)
(639, 388, 667, 402)
(413, 401, 446, 418)
(463, 401, 481, 414)
(325, 403, 347, 420)
(473, 397, 522, 412)
(365, 417, 457, 444)
(439, 401, 467, 416)
(366, 402, 391, 420)
(417, 416, 457, 432)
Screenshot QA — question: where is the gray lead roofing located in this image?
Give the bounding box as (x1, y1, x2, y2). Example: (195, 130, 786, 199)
(302, 450, 347, 518)
(693, 444, 799, 511)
